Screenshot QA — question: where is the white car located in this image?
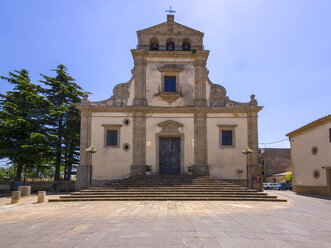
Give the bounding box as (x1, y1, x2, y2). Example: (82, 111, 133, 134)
(263, 182, 270, 189)
(267, 183, 279, 190)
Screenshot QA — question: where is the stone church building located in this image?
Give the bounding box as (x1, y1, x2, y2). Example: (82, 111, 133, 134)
(76, 15, 263, 191)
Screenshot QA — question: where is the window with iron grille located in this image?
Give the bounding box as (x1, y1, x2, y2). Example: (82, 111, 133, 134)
(107, 130, 118, 146)
(164, 77, 176, 92)
(222, 130, 233, 146)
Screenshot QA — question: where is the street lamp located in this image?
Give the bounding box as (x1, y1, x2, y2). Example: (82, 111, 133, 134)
(242, 146, 253, 188)
(86, 146, 97, 187)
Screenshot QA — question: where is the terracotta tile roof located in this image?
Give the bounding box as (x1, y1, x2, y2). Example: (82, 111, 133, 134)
(286, 114, 331, 137)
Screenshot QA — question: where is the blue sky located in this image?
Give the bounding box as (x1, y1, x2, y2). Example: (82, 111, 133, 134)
(1, 0, 330, 148)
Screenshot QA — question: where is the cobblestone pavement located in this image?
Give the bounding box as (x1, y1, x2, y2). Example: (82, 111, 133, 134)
(0, 191, 330, 248)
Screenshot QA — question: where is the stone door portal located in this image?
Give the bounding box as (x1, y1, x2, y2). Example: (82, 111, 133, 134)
(159, 137, 181, 174)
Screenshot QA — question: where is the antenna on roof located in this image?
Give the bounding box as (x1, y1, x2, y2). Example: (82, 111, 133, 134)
(165, 6, 176, 15)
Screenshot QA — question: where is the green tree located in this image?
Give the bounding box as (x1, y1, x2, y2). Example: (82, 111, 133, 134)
(0, 159, 15, 179)
(40, 65, 84, 181)
(0, 70, 51, 181)
(286, 172, 292, 182)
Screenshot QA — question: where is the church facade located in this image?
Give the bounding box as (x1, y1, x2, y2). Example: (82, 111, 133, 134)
(75, 15, 263, 191)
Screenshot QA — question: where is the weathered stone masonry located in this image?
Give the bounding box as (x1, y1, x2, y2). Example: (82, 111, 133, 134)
(75, 15, 263, 191)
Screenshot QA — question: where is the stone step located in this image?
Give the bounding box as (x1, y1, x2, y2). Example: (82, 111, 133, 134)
(92, 185, 249, 188)
(84, 185, 256, 192)
(106, 179, 234, 183)
(110, 180, 229, 182)
(49, 197, 287, 202)
(71, 192, 268, 196)
(48, 176, 286, 202)
(80, 191, 258, 195)
(73, 191, 266, 195)
(85, 188, 253, 192)
(60, 194, 277, 199)
(106, 183, 238, 186)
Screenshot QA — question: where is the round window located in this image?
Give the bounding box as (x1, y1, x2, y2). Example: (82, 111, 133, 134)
(311, 146, 318, 155)
(313, 170, 320, 179)
(123, 119, 130, 126)
(122, 143, 130, 151)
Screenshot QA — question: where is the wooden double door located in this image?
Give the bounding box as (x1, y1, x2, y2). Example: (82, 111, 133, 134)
(159, 137, 181, 175)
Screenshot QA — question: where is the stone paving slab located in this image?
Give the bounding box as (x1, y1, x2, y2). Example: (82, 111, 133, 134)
(0, 191, 330, 248)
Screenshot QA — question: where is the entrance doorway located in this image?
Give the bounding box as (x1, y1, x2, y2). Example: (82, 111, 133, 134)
(159, 137, 181, 174)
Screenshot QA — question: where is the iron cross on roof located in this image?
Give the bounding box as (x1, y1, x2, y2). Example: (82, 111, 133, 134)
(165, 6, 176, 15)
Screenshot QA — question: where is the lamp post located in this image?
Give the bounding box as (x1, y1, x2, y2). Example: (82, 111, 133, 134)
(86, 146, 97, 187)
(242, 146, 253, 188)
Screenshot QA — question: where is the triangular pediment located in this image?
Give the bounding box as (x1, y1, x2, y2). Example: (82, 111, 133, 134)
(137, 21, 203, 37)
(157, 120, 183, 128)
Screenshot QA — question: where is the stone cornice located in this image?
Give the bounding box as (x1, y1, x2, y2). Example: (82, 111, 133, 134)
(78, 105, 263, 114)
(101, 124, 123, 128)
(157, 66, 183, 72)
(131, 49, 210, 60)
(217, 124, 238, 128)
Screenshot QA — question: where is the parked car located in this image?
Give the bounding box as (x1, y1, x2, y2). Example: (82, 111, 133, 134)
(263, 182, 270, 189)
(267, 183, 279, 190)
(276, 182, 292, 190)
(263, 183, 278, 189)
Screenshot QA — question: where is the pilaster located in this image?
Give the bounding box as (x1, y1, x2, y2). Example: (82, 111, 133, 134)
(193, 59, 207, 107)
(247, 110, 262, 191)
(75, 109, 92, 190)
(130, 111, 147, 176)
(132, 52, 147, 106)
(193, 111, 209, 175)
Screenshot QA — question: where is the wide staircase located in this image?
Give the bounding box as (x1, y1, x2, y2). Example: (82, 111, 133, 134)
(49, 175, 286, 202)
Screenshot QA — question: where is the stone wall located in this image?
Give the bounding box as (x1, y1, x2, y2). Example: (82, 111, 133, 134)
(22, 181, 75, 192)
(207, 113, 248, 180)
(259, 148, 291, 177)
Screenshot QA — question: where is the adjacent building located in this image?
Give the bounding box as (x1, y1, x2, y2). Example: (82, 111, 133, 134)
(75, 15, 263, 191)
(259, 148, 291, 181)
(286, 115, 331, 197)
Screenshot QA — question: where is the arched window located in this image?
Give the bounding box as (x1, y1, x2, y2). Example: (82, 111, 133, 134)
(183, 38, 190, 51)
(150, 38, 159, 51)
(166, 38, 175, 51)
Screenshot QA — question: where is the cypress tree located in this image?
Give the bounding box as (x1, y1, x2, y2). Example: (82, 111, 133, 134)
(0, 70, 51, 181)
(40, 65, 84, 181)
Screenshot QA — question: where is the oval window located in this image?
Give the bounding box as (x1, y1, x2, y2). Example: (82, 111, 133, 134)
(313, 170, 320, 179)
(123, 143, 130, 151)
(311, 146, 318, 155)
(123, 119, 130, 126)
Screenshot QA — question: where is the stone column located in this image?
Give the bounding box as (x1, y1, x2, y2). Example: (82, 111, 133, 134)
(133, 55, 147, 106)
(130, 111, 147, 176)
(247, 110, 262, 191)
(75, 109, 92, 190)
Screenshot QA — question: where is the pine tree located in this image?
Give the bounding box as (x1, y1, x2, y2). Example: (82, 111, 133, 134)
(40, 65, 84, 181)
(0, 70, 51, 181)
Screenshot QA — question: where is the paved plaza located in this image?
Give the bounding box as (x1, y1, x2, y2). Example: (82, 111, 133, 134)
(0, 191, 330, 248)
